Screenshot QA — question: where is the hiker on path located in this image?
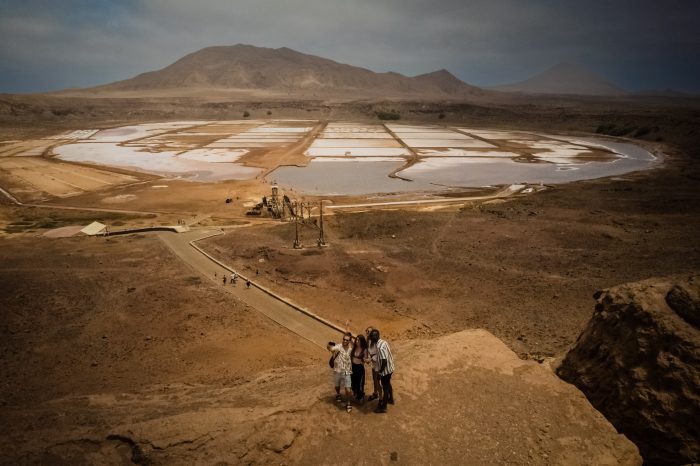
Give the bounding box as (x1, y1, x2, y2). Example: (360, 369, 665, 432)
(230, 272, 236, 284)
(328, 332, 354, 413)
(246, 279, 251, 289)
(223, 275, 227, 285)
(368, 328, 395, 413)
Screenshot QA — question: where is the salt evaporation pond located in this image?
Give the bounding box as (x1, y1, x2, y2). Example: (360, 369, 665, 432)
(54, 143, 260, 181)
(271, 160, 437, 195)
(52, 120, 314, 181)
(270, 136, 658, 195)
(89, 122, 210, 143)
(52, 121, 659, 192)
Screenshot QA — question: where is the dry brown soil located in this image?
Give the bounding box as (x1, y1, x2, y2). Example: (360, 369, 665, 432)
(1, 95, 699, 464)
(205, 157, 700, 359)
(0, 235, 318, 407)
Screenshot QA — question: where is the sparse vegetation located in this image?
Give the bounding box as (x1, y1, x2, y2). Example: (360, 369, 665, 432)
(3, 209, 149, 234)
(438, 113, 446, 119)
(266, 110, 272, 116)
(596, 123, 657, 139)
(633, 126, 652, 138)
(376, 111, 400, 120)
(243, 110, 250, 118)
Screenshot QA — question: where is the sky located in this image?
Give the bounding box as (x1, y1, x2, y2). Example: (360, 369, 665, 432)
(1, 0, 699, 93)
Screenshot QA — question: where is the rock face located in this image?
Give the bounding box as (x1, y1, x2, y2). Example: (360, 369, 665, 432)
(558, 276, 700, 465)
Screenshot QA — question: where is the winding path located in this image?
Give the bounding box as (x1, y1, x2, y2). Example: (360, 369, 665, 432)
(0, 152, 532, 348)
(157, 228, 344, 348)
(154, 186, 532, 346)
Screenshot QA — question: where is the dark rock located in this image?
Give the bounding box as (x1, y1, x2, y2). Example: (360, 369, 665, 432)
(267, 428, 297, 453)
(558, 275, 700, 465)
(666, 283, 700, 328)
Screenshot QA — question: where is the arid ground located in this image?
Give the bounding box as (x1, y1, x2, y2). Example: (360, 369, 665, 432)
(1, 95, 699, 464)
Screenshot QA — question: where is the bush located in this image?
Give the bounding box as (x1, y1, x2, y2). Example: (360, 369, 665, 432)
(243, 111, 250, 118)
(376, 111, 400, 120)
(438, 113, 446, 119)
(633, 126, 652, 138)
(266, 110, 272, 116)
(595, 123, 635, 137)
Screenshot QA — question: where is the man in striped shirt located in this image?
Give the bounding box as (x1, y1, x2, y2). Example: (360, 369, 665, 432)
(368, 328, 394, 413)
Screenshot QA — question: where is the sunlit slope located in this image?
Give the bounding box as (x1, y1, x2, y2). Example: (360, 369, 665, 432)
(87, 44, 485, 99)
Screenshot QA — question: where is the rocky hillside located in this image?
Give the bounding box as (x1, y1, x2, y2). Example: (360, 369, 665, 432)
(1, 329, 639, 465)
(494, 63, 627, 96)
(90, 44, 484, 99)
(558, 275, 700, 465)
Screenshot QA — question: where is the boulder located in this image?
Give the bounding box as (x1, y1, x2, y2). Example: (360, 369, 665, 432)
(558, 275, 700, 465)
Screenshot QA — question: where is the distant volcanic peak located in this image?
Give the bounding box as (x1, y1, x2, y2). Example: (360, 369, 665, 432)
(184, 44, 290, 63)
(89, 44, 485, 98)
(544, 62, 616, 83)
(414, 68, 482, 95)
(547, 62, 590, 74)
(495, 62, 627, 96)
(414, 68, 457, 79)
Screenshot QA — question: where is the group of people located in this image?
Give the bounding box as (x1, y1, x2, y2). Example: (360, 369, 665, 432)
(217, 271, 250, 288)
(327, 327, 394, 414)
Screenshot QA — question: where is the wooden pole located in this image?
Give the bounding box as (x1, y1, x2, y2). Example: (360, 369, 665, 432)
(294, 201, 301, 249)
(318, 200, 325, 246)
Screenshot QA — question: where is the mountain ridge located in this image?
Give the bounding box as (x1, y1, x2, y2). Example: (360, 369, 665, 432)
(90, 44, 484, 99)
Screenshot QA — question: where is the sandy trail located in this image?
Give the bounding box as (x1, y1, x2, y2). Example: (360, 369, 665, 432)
(327, 184, 528, 210)
(158, 228, 343, 347)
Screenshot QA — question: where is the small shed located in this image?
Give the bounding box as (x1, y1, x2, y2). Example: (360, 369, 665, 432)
(80, 221, 107, 236)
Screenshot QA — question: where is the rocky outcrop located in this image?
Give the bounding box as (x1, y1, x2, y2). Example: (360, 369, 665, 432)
(558, 276, 700, 465)
(2, 330, 640, 465)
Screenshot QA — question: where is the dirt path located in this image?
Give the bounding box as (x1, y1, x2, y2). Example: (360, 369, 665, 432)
(429, 209, 459, 257)
(327, 184, 529, 210)
(241, 121, 326, 176)
(0, 185, 20, 204)
(0, 183, 167, 215)
(158, 228, 343, 347)
(21, 202, 163, 215)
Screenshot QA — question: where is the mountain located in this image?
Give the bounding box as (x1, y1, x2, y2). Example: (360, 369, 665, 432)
(89, 44, 483, 99)
(493, 63, 627, 96)
(413, 69, 477, 95)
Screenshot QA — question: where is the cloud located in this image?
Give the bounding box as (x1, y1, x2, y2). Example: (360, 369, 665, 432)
(0, 0, 698, 92)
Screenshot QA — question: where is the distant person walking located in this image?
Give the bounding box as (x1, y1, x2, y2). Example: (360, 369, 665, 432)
(222, 275, 227, 285)
(351, 334, 368, 402)
(368, 329, 394, 413)
(328, 332, 354, 413)
(246, 279, 251, 289)
(230, 272, 236, 284)
(366, 326, 382, 402)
